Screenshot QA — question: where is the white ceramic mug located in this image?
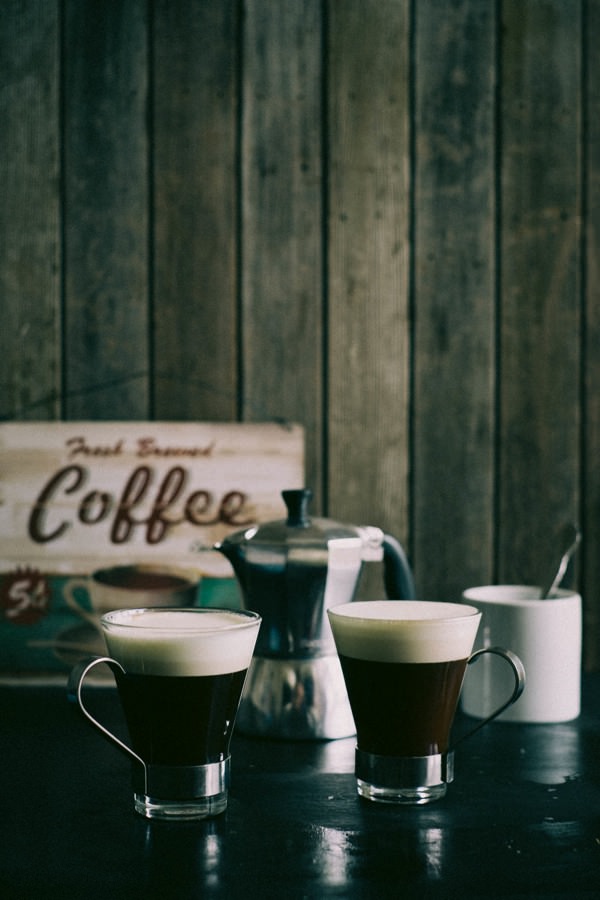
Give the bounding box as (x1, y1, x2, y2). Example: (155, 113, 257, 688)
(461, 585, 582, 723)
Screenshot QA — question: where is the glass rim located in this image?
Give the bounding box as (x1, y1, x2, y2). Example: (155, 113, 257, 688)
(327, 599, 481, 624)
(463, 584, 580, 605)
(100, 606, 261, 633)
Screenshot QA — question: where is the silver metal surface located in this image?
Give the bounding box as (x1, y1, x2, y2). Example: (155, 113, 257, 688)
(215, 488, 416, 740)
(355, 750, 455, 789)
(236, 655, 356, 740)
(540, 522, 582, 599)
(215, 488, 415, 659)
(69, 655, 232, 799)
(454, 645, 526, 744)
(68, 655, 145, 767)
(132, 758, 230, 800)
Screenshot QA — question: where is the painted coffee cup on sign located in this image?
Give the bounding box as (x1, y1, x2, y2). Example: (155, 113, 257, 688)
(64, 564, 201, 628)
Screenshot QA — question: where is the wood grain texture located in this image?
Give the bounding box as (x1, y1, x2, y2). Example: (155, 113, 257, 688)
(412, 0, 497, 601)
(327, 0, 410, 545)
(153, 0, 239, 421)
(583, 0, 600, 670)
(241, 0, 323, 502)
(0, 1, 60, 420)
(1, 1, 600, 667)
(63, 0, 149, 418)
(498, 0, 582, 583)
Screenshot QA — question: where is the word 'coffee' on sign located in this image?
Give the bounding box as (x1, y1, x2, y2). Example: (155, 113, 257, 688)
(0, 422, 304, 570)
(29, 465, 251, 545)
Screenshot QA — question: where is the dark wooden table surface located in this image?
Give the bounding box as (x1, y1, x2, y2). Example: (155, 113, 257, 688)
(1, 676, 599, 899)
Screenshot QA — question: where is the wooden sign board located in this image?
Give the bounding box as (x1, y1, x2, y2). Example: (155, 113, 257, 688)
(0, 422, 304, 679)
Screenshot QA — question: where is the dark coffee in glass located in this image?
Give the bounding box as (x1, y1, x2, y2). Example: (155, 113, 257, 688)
(337, 656, 468, 757)
(70, 607, 260, 820)
(328, 600, 523, 805)
(114, 669, 247, 765)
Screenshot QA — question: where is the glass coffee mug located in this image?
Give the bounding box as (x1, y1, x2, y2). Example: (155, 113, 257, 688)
(68, 607, 261, 820)
(327, 601, 525, 805)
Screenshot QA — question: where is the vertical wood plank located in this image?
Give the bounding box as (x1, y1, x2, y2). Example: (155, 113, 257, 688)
(584, 0, 600, 670)
(498, 1, 582, 583)
(327, 0, 410, 552)
(63, 0, 149, 418)
(412, 0, 497, 601)
(153, 0, 239, 421)
(0, 1, 60, 421)
(242, 0, 323, 501)
(1, 2, 599, 669)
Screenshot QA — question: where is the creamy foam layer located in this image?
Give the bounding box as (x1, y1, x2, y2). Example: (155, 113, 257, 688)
(327, 600, 481, 663)
(102, 608, 261, 676)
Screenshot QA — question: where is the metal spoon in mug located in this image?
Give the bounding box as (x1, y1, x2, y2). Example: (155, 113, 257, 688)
(540, 522, 582, 599)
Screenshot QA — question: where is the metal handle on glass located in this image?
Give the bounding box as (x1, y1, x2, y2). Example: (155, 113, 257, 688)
(67, 655, 230, 803)
(67, 655, 145, 767)
(452, 646, 526, 748)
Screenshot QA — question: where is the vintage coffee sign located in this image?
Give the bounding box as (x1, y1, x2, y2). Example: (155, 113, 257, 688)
(0, 422, 304, 679)
(0, 422, 303, 568)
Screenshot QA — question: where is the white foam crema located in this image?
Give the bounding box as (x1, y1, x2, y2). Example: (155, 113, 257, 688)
(327, 600, 481, 664)
(101, 608, 261, 676)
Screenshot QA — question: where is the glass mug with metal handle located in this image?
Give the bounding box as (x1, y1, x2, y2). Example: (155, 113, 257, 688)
(327, 600, 525, 805)
(68, 607, 261, 820)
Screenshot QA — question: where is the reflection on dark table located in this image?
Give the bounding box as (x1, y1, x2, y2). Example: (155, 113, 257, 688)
(0, 676, 599, 899)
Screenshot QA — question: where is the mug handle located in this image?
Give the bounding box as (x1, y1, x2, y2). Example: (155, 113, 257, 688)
(64, 578, 101, 630)
(451, 646, 526, 748)
(67, 656, 144, 769)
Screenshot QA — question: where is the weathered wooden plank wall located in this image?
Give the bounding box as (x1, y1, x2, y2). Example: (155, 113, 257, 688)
(1, 0, 598, 668)
(586, 0, 600, 670)
(64, 0, 149, 418)
(1, 2, 60, 419)
(413, 0, 496, 607)
(242, 0, 324, 502)
(328, 1, 411, 551)
(153, 0, 239, 422)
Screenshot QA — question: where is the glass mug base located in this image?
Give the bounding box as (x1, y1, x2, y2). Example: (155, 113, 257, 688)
(355, 749, 454, 806)
(357, 779, 447, 805)
(131, 758, 230, 821)
(134, 790, 228, 821)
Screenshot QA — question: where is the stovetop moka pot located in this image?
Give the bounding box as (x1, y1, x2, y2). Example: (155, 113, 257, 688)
(215, 488, 415, 740)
